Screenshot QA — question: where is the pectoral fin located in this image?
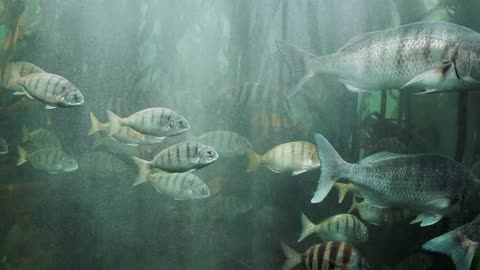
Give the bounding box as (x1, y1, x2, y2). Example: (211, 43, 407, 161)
(45, 105, 57, 110)
(339, 80, 371, 93)
(291, 170, 308, 176)
(410, 213, 443, 227)
(13, 91, 25, 96)
(402, 61, 458, 90)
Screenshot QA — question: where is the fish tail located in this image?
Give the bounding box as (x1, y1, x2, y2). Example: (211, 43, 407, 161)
(16, 146, 28, 166)
(132, 156, 151, 186)
(335, 182, 350, 204)
(298, 212, 316, 242)
(280, 242, 302, 270)
(423, 226, 478, 270)
(88, 112, 107, 136)
(348, 195, 360, 213)
(106, 110, 121, 136)
(245, 150, 261, 172)
(276, 40, 327, 98)
(312, 134, 349, 203)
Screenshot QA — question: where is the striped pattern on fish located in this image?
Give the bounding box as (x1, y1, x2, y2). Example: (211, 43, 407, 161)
(279, 21, 480, 96)
(206, 195, 253, 221)
(147, 172, 210, 200)
(22, 128, 62, 150)
(281, 241, 369, 270)
(0, 61, 45, 91)
(193, 131, 253, 158)
(16, 146, 78, 174)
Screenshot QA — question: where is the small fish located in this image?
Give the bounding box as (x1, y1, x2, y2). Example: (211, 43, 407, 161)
(423, 215, 480, 270)
(132, 141, 218, 185)
(349, 196, 415, 226)
(191, 130, 254, 158)
(281, 241, 370, 270)
(313, 134, 480, 227)
(0, 136, 8, 155)
(79, 151, 130, 178)
(88, 113, 165, 146)
(278, 21, 480, 97)
(299, 213, 368, 243)
(248, 141, 320, 175)
(21, 127, 61, 150)
(206, 195, 253, 221)
(16, 73, 84, 109)
(144, 172, 210, 200)
(106, 107, 189, 137)
(0, 61, 45, 91)
(334, 182, 362, 203)
(16, 146, 78, 174)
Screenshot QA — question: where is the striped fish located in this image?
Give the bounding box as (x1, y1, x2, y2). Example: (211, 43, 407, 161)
(299, 213, 368, 244)
(281, 241, 369, 270)
(349, 196, 415, 226)
(132, 141, 218, 186)
(16, 146, 78, 174)
(0, 61, 45, 91)
(248, 141, 320, 175)
(16, 73, 84, 109)
(21, 127, 62, 150)
(0, 136, 7, 155)
(192, 131, 254, 158)
(88, 112, 165, 146)
(106, 107, 189, 137)
(206, 195, 253, 221)
(146, 172, 210, 200)
(279, 21, 480, 97)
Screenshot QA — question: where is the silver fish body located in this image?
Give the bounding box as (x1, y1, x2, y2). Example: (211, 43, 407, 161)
(22, 128, 62, 150)
(0, 136, 7, 155)
(279, 21, 480, 96)
(194, 131, 253, 158)
(0, 61, 45, 91)
(17, 73, 84, 108)
(147, 172, 210, 200)
(17, 147, 78, 174)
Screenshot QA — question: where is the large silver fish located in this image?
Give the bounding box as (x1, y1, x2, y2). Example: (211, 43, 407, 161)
(278, 21, 480, 96)
(312, 134, 480, 227)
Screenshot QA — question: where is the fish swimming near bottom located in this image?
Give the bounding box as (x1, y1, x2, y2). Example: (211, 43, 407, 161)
(17, 146, 78, 174)
(298, 213, 368, 243)
(142, 172, 210, 200)
(312, 133, 480, 227)
(0, 136, 8, 155)
(21, 127, 62, 150)
(281, 241, 370, 270)
(423, 215, 480, 270)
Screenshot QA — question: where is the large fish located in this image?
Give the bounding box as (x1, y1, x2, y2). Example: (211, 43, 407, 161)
(278, 21, 480, 96)
(312, 134, 480, 227)
(423, 215, 480, 270)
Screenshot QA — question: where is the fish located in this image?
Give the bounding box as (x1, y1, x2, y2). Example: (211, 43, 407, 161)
(0, 136, 8, 154)
(298, 213, 368, 243)
(190, 130, 254, 158)
(349, 196, 415, 226)
(312, 134, 480, 227)
(0, 61, 45, 91)
(79, 151, 130, 178)
(106, 107, 190, 137)
(206, 195, 253, 221)
(281, 241, 370, 270)
(16, 146, 78, 174)
(423, 215, 480, 270)
(132, 141, 219, 186)
(278, 21, 480, 97)
(15, 73, 84, 109)
(21, 127, 61, 150)
(144, 172, 210, 200)
(334, 182, 362, 203)
(248, 141, 320, 175)
(88, 113, 165, 146)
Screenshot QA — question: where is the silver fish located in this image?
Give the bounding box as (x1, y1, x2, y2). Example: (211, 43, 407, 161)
(21, 127, 62, 150)
(206, 195, 253, 221)
(16, 73, 84, 109)
(17, 146, 78, 174)
(146, 172, 210, 200)
(278, 21, 480, 96)
(192, 131, 254, 158)
(299, 213, 368, 244)
(106, 107, 189, 137)
(0, 61, 45, 91)
(349, 196, 415, 226)
(132, 141, 218, 185)
(313, 134, 480, 227)
(423, 215, 480, 270)
(0, 136, 7, 155)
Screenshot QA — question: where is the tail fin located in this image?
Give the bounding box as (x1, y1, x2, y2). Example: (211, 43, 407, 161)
(280, 242, 302, 270)
(312, 134, 348, 203)
(348, 196, 360, 213)
(106, 110, 121, 136)
(88, 113, 108, 136)
(276, 40, 319, 98)
(298, 212, 316, 242)
(16, 146, 28, 166)
(132, 156, 151, 186)
(423, 226, 478, 270)
(335, 182, 350, 203)
(245, 150, 261, 172)
(21, 125, 30, 144)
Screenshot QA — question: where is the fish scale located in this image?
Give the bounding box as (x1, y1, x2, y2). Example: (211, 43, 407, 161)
(259, 141, 320, 175)
(147, 172, 210, 200)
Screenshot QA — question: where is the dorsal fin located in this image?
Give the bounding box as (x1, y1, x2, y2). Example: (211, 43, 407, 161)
(359, 152, 406, 164)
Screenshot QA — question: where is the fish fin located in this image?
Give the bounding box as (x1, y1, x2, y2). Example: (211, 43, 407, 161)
(106, 110, 121, 136)
(359, 152, 406, 164)
(280, 242, 302, 270)
(426, 197, 451, 210)
(173, 197, 186, 201)
(423, 226, 478, 270)
(12, 91, 25, 96)
(16, 146, 28, 166)
(298, 212, 316, 242)
(245, 150, 261, 172)
(88, 112, 107, 136)
(276, 40, 317, 98)
(312, 134, 348, 203)
(348, 196, 360, 213)
(362, 191, 389, 208)
(410, 213, 443, 227)
(291, 170, 308, 176)
(21, 125, 30, 144)
(131, 156, 151, 186)
(339, 79, 371, 93)
(45, 105, 56, 110)
(335, 182, 350, 204)
(401, 61, 455, 90)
